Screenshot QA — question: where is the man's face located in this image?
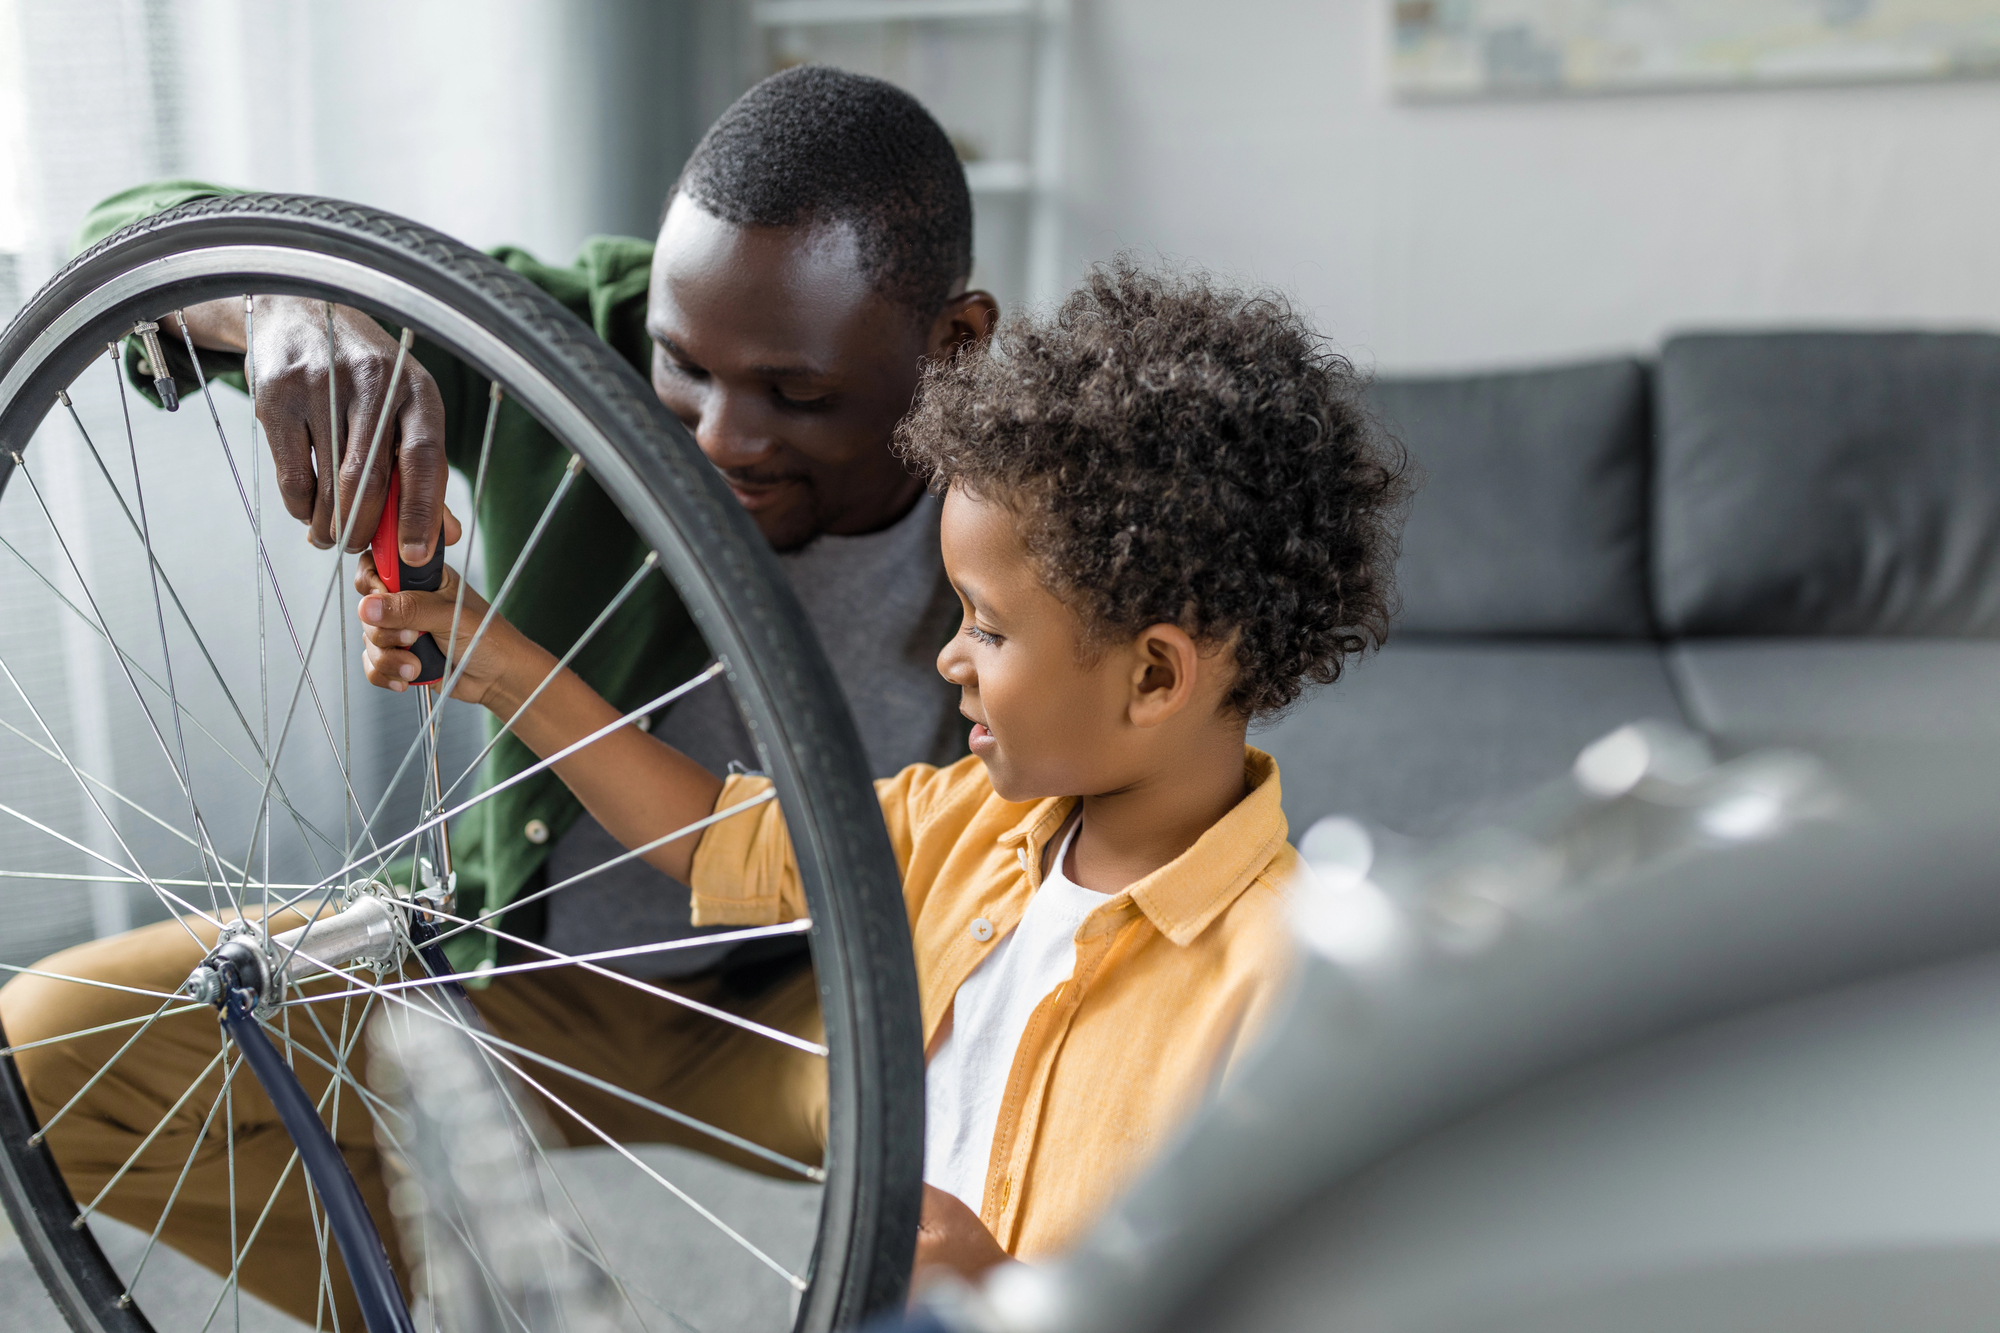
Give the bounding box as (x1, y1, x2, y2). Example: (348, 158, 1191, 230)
(647, 194, 943, 551)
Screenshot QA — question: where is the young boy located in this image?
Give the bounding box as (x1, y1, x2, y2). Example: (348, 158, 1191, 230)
(360, 259, 1408, 1276)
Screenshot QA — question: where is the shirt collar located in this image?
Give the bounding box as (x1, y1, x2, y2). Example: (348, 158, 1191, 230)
(996, 747, 1290, 946)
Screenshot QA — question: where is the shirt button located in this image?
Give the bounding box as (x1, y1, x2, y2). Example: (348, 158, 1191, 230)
(524, 818, 550, 845)
(1017, 847, 1030, 872)
(969, 917, 994, 943)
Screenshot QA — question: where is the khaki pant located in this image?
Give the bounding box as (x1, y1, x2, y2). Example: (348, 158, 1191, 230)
(0, 911, 826, 1328)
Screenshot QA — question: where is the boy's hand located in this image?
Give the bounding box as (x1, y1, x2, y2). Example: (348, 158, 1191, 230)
(356, 518, 545, 709)
(913, 1185, 1010, 1291)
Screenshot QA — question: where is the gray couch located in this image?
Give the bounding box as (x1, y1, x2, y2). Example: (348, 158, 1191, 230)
(1253, 332, 2000, 839)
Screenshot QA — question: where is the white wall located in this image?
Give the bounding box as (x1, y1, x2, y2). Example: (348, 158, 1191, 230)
(1060, 0, 2000, 374)
(0, 0, 667, 961)
(5, 0, 690, 291)
(171, 0, 693, 264)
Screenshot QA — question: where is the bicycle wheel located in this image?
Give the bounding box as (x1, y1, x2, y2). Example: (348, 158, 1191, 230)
(0, 194, 924, 1333)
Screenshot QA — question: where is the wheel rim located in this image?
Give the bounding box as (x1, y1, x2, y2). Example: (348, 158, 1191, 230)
(0, 196, 924, 1333)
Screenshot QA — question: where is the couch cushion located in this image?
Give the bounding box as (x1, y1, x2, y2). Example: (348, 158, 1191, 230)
(1251, 640, 1689, 838)
(1371, 359, 1651, 637)
(1656, 332, 2000, 636)
(1668, 640, 2000, 744)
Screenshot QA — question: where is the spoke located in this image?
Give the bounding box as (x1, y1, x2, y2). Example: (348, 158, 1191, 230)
(434, 903, 820, 1056)
(425, 381, 502, 807)
(73, 1046, 228, 1226)
(428, 776, 766, 944)
(358, 449, 588, 857)
(424, 454, 584, 729)
(121, 1050, 243, 1308)
(231, 329, 415, 903)
(198, 1130, 301, 1333)
(254, 299, 275, 938)
(0, 799, 219, 945)
(110, 342, 228, 917)
(173, 317, 385, 891)
(272, 786, 778, 1069)
(273, 797, 805, 1067)
(196, 990, 376, 1333)
(436, 551, 664, 811)
(6, 453, 231, 918)
(254, 1017, 407, 1128)
(320, 986, 361, 1333)
(57, 388, 331, 880)
(616, 1275, 710, 1333)
(225, 1041, 240, 1333)
(0, 871, 308, 888)
(0, 963, 189, 1005)
(291, 675, 728, 918)
(289, 1007, 545, 1333)
(432, 987, 657, 1333)
(307, 968, 823, 1180)
(284, 921, 813, 1005)
(0, 654, 238, 922)
(470, 1030, 808, 1291)
(0, 715, 254, 882)
(543, 1221, 662, 1333)
(0, 529, 347, 865)
(27, 996, 178, 1144)
(0, 1005, 207, 1058)
(280, 981, 378, 1333)
(417, 689, 445, 912)
(381, 992, 799, 1307)
(319, 300, 344, 889)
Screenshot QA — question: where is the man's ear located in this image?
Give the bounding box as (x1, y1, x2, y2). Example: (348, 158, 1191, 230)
(926, 290, 1000, 361)
(1127, 624, 1202, 730)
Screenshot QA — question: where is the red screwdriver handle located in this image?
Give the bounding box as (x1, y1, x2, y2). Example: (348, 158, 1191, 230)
(370, 472, 449, 685)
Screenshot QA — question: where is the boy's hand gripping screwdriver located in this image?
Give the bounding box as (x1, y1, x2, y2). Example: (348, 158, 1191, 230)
(369, 471, 449, 685)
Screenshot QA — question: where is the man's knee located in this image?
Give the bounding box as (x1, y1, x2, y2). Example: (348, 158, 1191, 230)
(0, 918, 216, 1119)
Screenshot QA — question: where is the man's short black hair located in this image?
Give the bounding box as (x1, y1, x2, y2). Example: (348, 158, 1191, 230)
(674, 65, 974, 319)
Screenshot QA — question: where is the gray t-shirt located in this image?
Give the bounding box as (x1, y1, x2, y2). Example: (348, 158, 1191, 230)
(541, 492, 963, 976)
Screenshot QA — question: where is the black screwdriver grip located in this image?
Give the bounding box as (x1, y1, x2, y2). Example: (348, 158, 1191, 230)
(398, 540, 450, 685)
(370, 471, 449, 686)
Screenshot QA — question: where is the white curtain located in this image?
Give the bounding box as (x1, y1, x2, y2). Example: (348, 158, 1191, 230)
(0, 0, 693, 965)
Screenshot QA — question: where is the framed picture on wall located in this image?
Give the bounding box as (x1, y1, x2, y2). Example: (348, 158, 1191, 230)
(1392, 0, 2000, 99)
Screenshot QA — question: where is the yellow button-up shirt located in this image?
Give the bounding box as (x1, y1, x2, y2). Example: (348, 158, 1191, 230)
(691, 747, 1297, 1258)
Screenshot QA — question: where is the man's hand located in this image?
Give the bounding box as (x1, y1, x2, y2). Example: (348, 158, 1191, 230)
(170, 297, 447, 560)
(913, 1185, 1010, 1293)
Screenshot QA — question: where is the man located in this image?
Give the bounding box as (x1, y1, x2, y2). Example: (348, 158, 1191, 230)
(3, 66, 998, 1323)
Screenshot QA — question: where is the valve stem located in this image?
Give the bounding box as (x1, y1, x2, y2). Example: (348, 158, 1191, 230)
(130, 320, 179, 411)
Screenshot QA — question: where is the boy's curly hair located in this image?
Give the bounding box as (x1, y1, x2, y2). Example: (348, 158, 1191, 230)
(895, 258, 1410, 718)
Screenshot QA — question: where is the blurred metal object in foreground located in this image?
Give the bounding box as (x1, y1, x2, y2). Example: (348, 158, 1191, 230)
(369, 1004, 639, 1333)
(934, 722, 2000, 1333)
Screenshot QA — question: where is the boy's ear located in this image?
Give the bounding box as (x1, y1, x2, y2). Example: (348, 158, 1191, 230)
(1127, 624, 1203, 730)
(927, 290, 1000, 361)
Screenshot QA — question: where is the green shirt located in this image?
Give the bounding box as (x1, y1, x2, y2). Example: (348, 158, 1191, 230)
(80, 182, 711, 971)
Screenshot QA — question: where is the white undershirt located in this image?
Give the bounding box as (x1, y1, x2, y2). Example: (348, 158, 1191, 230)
(924, 819, 1109, 1214)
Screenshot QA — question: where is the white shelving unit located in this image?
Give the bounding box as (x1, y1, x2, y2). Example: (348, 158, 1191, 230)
(750, 0, 1069, 309)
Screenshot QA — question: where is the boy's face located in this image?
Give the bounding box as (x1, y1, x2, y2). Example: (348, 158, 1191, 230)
(936, 486, 1145, 802)
(646, 195, 994, 551)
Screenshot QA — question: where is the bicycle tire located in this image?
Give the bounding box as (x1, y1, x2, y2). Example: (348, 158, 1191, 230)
(0, 193, 924, 1332)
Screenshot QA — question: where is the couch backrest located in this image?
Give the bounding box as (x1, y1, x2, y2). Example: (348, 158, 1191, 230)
(1655, 332, 2000, 637)
(1369, 359, 1652, 638)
